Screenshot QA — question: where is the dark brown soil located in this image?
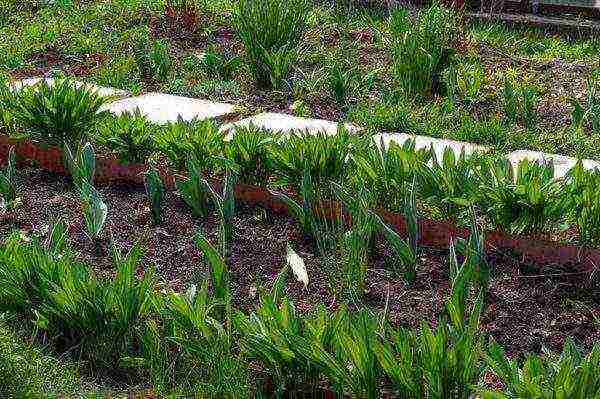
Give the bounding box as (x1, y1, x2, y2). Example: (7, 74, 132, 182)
(1, 168, 599, 356)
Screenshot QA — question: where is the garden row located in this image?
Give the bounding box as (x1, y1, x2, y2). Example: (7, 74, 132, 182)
(1, 204, 599, 398)
(2, 78, 600, 270)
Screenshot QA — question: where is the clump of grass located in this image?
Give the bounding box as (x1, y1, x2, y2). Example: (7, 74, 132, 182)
(5, 79, 108, 148)
(224, 126, 275, 186)
(197, 46, 243, 81)
(502, 75, 539, 130)
(570, 70, 600, 135)
(96, 109, 157, 164)
(154, 119, 223, 170)
(390, 4, 458, 98)
(348, 96, 415, 132)
(235, 0, 310, 89)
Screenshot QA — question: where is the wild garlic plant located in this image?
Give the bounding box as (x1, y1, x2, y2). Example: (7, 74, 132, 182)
(372, 230, 486, 399)
(272, 167, 341, 254)
(199, 167, 238, 257)
(144, 165, 165, 225)
(0, 146, 18, 208)
(176, 157, 210, 218)
(418, 147, 479, 222)
(371, 179, 420, 283)
(479, 339, 600, 399)
(6, 79, 108, 148)
(333, 180, 377, 297)
(79, 182, 108, 240)
(65, 143, 108, 239)
(65, 142, 95, 189)
(475, 157, 564, 235)
(571, 71, 600, 134)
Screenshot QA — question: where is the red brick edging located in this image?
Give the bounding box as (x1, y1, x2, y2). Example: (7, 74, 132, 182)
(1, 136, 598, 272)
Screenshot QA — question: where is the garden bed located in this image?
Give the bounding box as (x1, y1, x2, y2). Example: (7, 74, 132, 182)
(2, 167, 599, 357)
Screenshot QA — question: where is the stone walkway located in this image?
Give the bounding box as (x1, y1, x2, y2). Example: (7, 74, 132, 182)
(10, 77, 600, 178)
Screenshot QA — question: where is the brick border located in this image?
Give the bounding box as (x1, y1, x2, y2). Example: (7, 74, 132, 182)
(1, 136, 598, 272)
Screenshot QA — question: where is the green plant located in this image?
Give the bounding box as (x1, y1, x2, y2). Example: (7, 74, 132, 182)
(271, 167, 333, 246)
(144, 165, 165, 225)
(65, 142, 95, 189)
(149, 39, 172, 82)
(199, 169, 238, 257)
(567, 164, 600, 245)
(234, 294, 317, 394)
(224, 126, 274, 186)
(0, 231, 75, 313)
(375, 235, 485, 399)
(269, 126, 355, 189)
(479, 340, 600, 399)
(235, 0, 310, 89)
(371, 180, 420, 283)
(454, 208, 490, 293)
(195, 230, 230, 305)
(96, 110, 156, 164)
(161, 283, 249, 397)
(570, 71, 600, 134)
(79, 182, 108, 240)
(418, 148, 479, 221)
(6, 79, 108, 148)
(447, 62, 486, 105)
(333, 180, 377, 297)
(349, 96, 416, 132)
(155, 120, 222, 170)
(327, 59, 355, 105)
(0, 146, 18, 206)
(330, 309, 380, 399)
(176, 158, 210, 218)
(36, 242, 155, 368)
(351, 138, 428, 211)
(475, 157, 564, 235)
(503, 77, 538, 130)
(197, 46, 242, 81)
(390, 4, 458, 97)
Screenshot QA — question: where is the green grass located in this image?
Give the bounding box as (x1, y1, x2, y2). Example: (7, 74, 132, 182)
(0, 314, 81, 397)
(2, 1, 600, 160)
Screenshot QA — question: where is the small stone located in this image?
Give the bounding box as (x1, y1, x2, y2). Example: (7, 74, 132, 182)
(373, 132, 490, 161)
(219, 112, 361, 136)
(506, 150, 600, 178)
(9, 77, 130, 98)
(103, 92, 236, 124)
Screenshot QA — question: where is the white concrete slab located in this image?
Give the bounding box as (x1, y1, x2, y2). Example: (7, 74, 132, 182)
(506, 150, 600, 178)
(373, 133, 490, 161)
(219, 112, 361, 136)
(103, 93, 236, 124)
(9, 77, 129, 98)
